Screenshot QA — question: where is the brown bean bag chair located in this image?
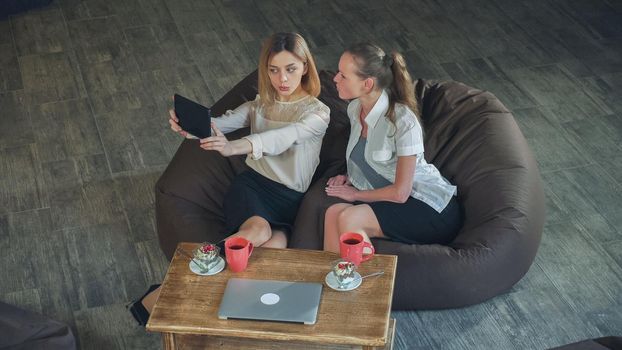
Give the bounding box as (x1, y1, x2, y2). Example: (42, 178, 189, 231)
(155, 69, 545, 310)
(0, 0, 53, 18)
(0, 301, 76, 350)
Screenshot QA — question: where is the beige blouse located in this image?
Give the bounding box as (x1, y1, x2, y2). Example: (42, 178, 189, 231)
(213, 95, 330, 193)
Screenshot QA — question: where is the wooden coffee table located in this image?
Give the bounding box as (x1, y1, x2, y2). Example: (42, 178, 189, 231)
(147, 242, 398, 349)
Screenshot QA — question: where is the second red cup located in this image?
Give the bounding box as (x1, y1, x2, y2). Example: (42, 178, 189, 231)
(225, 237, 254, 272)
(339, 232, 375, 266)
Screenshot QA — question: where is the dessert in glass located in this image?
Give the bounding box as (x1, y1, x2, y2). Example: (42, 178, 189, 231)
(331, 259, 357, 287)
(192, 242, 220, 272)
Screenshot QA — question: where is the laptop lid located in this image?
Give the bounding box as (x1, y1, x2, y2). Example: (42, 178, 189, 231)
(218, 278, 323, 325)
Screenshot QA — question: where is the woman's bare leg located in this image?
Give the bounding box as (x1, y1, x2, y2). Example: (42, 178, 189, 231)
(337, 204, 386, 253)
(141, 287, 161, 313)
(228, 215, 272, 247)
(323, 203, 353, 253)
(262, 229, 288, 248)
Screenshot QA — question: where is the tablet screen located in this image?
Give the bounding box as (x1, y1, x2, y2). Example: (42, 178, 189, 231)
(174, 94, 212, 138)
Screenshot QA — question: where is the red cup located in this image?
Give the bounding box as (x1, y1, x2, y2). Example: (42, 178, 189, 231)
(225, 237, 254, 272)
(339, 232, 374, 266)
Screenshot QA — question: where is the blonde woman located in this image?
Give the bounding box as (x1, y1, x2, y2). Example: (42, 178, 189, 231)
(129, 32, 330, 326)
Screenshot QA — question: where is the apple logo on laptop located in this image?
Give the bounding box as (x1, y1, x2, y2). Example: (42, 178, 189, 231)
(260, 293, 280, 305)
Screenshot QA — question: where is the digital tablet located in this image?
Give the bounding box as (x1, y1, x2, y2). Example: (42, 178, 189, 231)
(174, 94, 212, 138)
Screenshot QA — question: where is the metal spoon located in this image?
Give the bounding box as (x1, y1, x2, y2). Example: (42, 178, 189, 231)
(338, 271, 385, 289)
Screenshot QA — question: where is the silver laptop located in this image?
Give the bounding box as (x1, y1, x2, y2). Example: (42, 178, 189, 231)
(218, 278, 323, 325)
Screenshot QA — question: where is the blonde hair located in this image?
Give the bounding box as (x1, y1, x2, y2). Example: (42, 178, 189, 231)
(346, 43, 420, 125)
(257, 33, 321, 103)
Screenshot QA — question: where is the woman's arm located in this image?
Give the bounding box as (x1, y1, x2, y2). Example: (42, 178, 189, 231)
(200, 104, 329, 158)
(200, 123, 252, 156)
(213, 100, 253, 134)
(168, 99, 253, 138)
(325, 155, 416, 203)
(244, 111, 329, 160)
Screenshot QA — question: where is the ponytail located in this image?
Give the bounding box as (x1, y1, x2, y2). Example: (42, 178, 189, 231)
(386, 51, 419, 125)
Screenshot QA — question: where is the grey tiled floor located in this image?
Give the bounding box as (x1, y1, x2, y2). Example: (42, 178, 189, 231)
(1, 0, 621, 349)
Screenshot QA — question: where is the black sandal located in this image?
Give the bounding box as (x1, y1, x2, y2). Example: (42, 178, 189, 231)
(127, 284, 160, 326)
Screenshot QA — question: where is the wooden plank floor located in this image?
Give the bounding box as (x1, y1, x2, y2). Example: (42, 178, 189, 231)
(1, 0, 621, 349)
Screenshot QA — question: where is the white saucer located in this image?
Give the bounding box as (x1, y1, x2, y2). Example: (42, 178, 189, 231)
(325, 271, 362, 291)
(189, 256, 225, 276)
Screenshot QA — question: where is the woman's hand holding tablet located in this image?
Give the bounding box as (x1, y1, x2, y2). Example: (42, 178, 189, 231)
(171, 94, 212, 139)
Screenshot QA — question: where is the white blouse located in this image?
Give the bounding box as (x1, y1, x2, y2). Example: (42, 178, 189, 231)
(345, 90, 457, 213)
(213, 95, 330, 193)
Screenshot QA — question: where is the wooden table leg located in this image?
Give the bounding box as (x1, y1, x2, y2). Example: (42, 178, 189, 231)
(363, 318, 396, 350)
(162, 333, 176, 350)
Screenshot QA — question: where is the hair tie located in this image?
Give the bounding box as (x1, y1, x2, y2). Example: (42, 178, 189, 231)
(383, 54, 394, 67)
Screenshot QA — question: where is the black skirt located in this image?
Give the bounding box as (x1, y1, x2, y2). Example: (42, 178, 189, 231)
(222, 169, 305, 235)
(367, 196, 463, 245)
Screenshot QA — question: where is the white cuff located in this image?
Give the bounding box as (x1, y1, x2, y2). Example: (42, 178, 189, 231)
(243, 134, 263, 160)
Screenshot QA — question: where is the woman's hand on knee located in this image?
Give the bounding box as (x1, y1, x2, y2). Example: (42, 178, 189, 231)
(325, 184, 359, 202)
(326, 174, 350, 187)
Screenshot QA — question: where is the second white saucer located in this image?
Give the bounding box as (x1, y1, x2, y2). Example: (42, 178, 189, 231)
(325, 271, 362, 292)
(189, 256, 225, 276)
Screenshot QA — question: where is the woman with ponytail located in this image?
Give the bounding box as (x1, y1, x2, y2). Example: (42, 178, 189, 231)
(324, 43, 461, 253)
